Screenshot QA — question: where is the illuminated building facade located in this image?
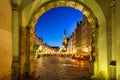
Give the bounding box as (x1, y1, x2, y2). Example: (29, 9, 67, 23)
(76, 21, 82, 53)
(67, 36, 72, 54)
(81, 15, 92, 53)
(34, 35, 43, 46)
(67, 15, 92, 55)
(51, 46, 60, 53)
(72, 30, 77, 54)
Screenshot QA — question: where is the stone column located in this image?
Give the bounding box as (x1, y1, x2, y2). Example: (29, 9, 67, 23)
(92, 25, 99, 79)
(111, 0, 116, 60)
(19, 26, 26, 79)
(11, 0, 21, 80)
(24, 27, 30, 78)
(109, 0, 116, 79)
(29, 28, 35, 75)
(115, 0, 120, 79)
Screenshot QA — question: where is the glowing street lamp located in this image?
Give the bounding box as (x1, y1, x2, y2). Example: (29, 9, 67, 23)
(73, 49, 76, 53)
(83, 47, 89, 52)
(38, 46, 42, 51)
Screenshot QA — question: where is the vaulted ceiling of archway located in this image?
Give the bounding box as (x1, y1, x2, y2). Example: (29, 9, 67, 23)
(29, 1, 96, 30)
(22, 0, 105, 32)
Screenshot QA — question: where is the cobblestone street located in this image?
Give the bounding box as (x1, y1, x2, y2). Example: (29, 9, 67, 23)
(35, 56, 93, 80)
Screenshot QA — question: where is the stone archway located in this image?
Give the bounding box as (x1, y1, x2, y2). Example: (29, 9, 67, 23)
(29, 0, 97, 77)
(22, 0, 108, 79)
(18, 0, 108, 79)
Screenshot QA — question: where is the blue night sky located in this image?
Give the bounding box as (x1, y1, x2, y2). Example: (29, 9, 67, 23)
(35, 7, 83, 48)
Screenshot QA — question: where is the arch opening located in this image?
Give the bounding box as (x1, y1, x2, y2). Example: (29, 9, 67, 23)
(28, 0, 98, 78)
(21, 0, 108, 79)
(32, 6, 97, 79)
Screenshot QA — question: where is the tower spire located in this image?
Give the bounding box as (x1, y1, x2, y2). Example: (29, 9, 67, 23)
(64, 29, 66, 36)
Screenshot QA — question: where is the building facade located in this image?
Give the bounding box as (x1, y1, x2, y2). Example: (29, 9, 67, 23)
(76, 21, 82, 54)
(67, 15, 92, 56)
(67, 36, 72, 54)
(72, 30, 77, 54)
(81, 15, 92, 53)
(34, 35, 43, 45)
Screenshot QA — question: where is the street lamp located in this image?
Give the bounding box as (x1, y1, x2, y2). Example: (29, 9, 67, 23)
(83, 47, 89, 52)
(38, 45, 42, 51)
(73, 49, 76, 54)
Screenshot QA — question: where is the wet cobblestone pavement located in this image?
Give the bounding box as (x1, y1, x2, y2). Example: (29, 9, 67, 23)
(35, 56, 93, 80)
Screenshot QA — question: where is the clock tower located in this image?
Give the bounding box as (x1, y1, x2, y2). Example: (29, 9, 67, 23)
(62, 29, 67, 51)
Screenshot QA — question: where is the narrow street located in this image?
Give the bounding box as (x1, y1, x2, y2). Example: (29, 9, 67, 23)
(35, 55, 93, 80)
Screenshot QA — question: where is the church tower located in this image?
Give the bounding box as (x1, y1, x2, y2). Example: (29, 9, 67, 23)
(62, 29, 67, 51)
(63, 29, 67, 45)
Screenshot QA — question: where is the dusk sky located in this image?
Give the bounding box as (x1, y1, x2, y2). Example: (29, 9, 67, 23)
(35, 7, 83, 48)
